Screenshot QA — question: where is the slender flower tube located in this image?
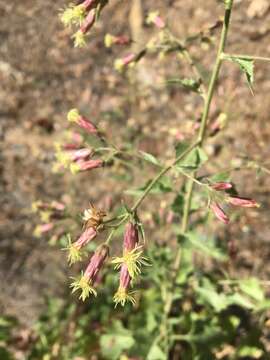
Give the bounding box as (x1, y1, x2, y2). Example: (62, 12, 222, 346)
(66, 227, 97, 265)
(211, 182, 232, 191)
(67, 109, 98, 134)
(50, 201, 66, 211)
(70, 245, 109, 300)
(146, 11, 165, 29)
(34, 223, 54, 237)
(104, 34, 130, 48)
(73, 10, 96, 47)
(114, 54, 136, 72)
(68, 148, 92, 162)
(123, 222, 139, 252)
(227, 197, 260, 208)
(113, 264, 136, 306)
(70, 159, 103, 174)
(210, 202, 229, 224)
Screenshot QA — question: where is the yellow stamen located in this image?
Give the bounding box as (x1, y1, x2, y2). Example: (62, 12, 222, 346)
(70, 274, 97, 301)
(112, 246, 149, 278)
(113, 287, 136, 307)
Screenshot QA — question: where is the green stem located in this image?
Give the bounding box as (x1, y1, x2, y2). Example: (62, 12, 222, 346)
(222, 53, 270, 62)
(164, 0, 234, 318)
(131, 140, 200, 212)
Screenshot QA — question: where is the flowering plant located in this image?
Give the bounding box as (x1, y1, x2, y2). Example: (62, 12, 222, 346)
(30, 0, 270, 358)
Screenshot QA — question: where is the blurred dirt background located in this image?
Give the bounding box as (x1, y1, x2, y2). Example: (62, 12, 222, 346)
(0, 0, 270, 327)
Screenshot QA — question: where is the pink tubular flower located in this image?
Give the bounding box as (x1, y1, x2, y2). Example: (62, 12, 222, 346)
(66, 227, 97, 265)
(50, 201, 66, 211)
(147, 11, 165, 29)
(70, 159, 103, 174)
(211, 182, 233, 191)
(123, 222, 139, 252)
(114, 53, 136, 71)
(80, 9, 95, 34)
(113, 264, 136, 306)
(68, 148, 92, 162)
(84, 245, 109, 282)
(80, 0, 96, 11)
(104, 34, 130, 48)
(210, 202, 229, 224)
(227, 197, 260, 208)
(75, 226, 97, 250)
(70, 245, 109, 300)
(112, 221, 148, 279)
(121, 53, 136, 66)
(34, 223, 54, 237)
(67, 109, 98, 134)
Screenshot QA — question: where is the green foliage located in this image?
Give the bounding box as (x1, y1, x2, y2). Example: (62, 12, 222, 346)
(224, 55, 254, 92)
(175, 143, 208, 170)
(165, 77, 201, 93)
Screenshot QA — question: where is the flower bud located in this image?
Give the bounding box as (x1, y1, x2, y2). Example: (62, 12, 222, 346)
(104, 34, 130, 48)
(70, 159, 103, 174)
(114, 54, 136, 72)
(113, 264, 136, 307)
(210, 202, 229, 224)
(68, 148, 92, 162)
(227, 197, 260, 208)
(211, 182, 232, 191)
(146, 11, 165, 29)
(67, 109, 98, 134)
(84, 245, 109, 282)
(75, 226, 97, 250)
(34, 223, 54, 237)
(80, 9, 95, 34)
(123, 222, 139, 252)
(71, 245, 109, 300)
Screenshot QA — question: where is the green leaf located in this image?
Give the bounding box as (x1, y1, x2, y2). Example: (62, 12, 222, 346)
(196, 287, 229, 312)
(139, 151, 161, 166)
(186, 231, 227, 261)
(165, 77, 201, 92)
(237, 346, 263, 359)
(225, 56, 254, 92)
(147, 344, 167, 360)
(239, 278, 265, 303)
(125, 176, 172, 197)
(175, 143, 208, 170)
(100, 324, 135, 360)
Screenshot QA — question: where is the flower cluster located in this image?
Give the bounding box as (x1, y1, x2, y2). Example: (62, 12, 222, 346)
(67, 204, 108, 299)
(54, 109, 104, 174)
(209, 182, 260, 224)
(32, 200, 66, 238)
(112, 222, 148, 307)
(67, 207, 148, 304)
(60, 0, 108, 47)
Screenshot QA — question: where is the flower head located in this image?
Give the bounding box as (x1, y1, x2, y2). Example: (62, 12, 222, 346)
(67, 109, 98, 134)
(113, 265, 136, 307)
(210, 202, 229, 224)
(227, 197, 260, 208)
(60, 5, 86, 27)
(211, 182, 233, 191)
(123, 222, 139, 252)
(70, 159, 103, 174)
(114, 54, 136, 72)
(104, 34, 130, 48)
(34, 223, 54, 238)
(112, 222, 148, 278)
(66, 226, 97, 265)
(112, 245, 147, 278)
(70, 245, 109, 300)
(146, 11, 165, 29)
